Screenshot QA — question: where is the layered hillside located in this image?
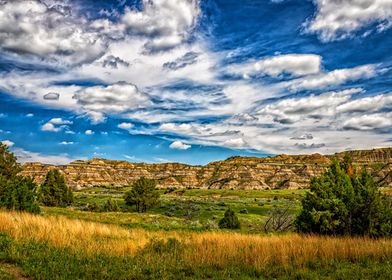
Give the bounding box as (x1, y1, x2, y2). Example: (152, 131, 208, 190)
(20, 148, 392, 190)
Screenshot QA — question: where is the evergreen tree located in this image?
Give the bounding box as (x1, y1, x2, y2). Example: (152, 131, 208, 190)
(40, 169, 73, 207)
(296, 158, 392, 237)
(0, 143, 21, 179)
(219, 208, 241, 229)
(0, 143, 40, 213)
(124, 177, 159, 212)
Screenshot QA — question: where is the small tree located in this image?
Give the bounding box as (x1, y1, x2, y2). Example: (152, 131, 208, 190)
(102, 198, 119, 212)
(124, 177, 159, 212)
(219, 208, 241, 229)
(296, 158, 392, 237)
(40, 169, 73, 207)
(0, 143, 40, 213)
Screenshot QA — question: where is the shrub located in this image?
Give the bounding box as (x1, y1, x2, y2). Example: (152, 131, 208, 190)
(296, 158, 392, 237)
(264, 205, 295, 233)
(39, 169, 73, 207)
(239, 208, 248, 214)
(0, 175, 40, 214)
(124, 177, 159, 212)
(219, 208, 241, 229)
(102, 198, 119, 212)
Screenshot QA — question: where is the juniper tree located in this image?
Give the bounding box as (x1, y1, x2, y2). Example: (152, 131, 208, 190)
(0, 143, 40, 213)
(40, 169, 73, 207)
(124, 177, 159, 212)
(296, 158, 392, 237)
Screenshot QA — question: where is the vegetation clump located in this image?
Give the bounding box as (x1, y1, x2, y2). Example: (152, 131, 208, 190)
(39, 169, 73, 207)
(124, 177, 160, 212)
(219, 208, 241, 229)
(102, 198, 120, 212)
(0, 143, 40, 213)
(296, 157, 392, 237)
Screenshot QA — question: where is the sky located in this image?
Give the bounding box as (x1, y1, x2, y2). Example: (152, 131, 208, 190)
(0, 0, 391, 165)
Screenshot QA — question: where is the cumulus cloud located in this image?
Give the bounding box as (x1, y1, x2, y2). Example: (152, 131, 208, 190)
(26, 113, 34, 117)
(122, 0, 200, 52)
(43, 92, 60, 100)
(0, 0, 107, 65)
(169, 140, 191, 150)
(1, 140, 14, 147)
(258, 88, 361, 124)
(85, 130, 94, 135)
(159, 123, 193, 132)
(41, 118, 73, 132)
(285, 64, 377, 91)
(73, 82, 151, 123)
(224, 138, 245, 148)
(118, 122, 134, 129)
(343, 113, 392, 130)
(230, 54, 322, 78)
(306, 0, 392, 41)
(337, 92, 392, 113)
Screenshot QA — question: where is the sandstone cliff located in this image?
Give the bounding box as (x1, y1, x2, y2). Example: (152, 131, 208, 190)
(20, 148, 392, 190)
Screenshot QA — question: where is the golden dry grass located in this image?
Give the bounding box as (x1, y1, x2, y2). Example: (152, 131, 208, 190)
(1, 210, 392, 268)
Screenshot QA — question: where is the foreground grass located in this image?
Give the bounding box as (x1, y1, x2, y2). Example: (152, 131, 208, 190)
(1, 210, 392, 279)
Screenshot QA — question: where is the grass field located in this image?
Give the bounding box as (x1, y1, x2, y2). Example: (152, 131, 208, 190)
(1, 210, 392, 279)
(70, 187, 303, 233)
(1, 188, 392, 279)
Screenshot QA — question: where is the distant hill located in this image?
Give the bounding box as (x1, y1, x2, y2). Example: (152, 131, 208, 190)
(20, 148, 392, 190)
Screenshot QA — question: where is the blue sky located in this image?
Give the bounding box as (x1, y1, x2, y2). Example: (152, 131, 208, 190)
(0, 0, 391, 165)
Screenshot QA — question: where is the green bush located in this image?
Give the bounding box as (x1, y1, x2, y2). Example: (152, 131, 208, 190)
(296, 157, 392, 237)
(0, 143, 40, 213)
(102, 198, 119, 212)
(39, 169, 73, 207)
(219, 208, 241, 229)
(124, 177, 160, 213)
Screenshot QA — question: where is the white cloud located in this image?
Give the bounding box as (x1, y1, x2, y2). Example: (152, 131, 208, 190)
(230, 54, 321, 78)
(26, 113, 34, 117)
(41, 118, 73, 132)
(1, 140, 14, 147)
(343, 113, 392, 130)
(14, 148, 81, 165)
(118, 122, 134, 129)
(285, 64, 377, 91)
(85, 130, 94, 135)
(223, 138, 245, 148)
(258, 88, 362, 124)
(0, 0, 107, 65)
(59, 141, 74, 145)
(337, 92, 392, 113)
(159, 123, 192, 132)
(122, 0, 200, 51)
(306, 0, 392, 41)
(169, 140, 191, 150)
(73, 82, 151, 123)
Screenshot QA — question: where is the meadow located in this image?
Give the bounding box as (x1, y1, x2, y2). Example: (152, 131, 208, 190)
(0, 187, 392, 279)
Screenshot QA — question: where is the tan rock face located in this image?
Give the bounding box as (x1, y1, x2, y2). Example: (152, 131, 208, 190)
(20, 148, 392, 190)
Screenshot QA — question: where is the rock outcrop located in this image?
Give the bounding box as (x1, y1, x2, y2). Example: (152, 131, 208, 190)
(20, 148, 392, 190)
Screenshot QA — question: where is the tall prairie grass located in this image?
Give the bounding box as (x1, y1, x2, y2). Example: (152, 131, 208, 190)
(1, 210, 392, 268)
